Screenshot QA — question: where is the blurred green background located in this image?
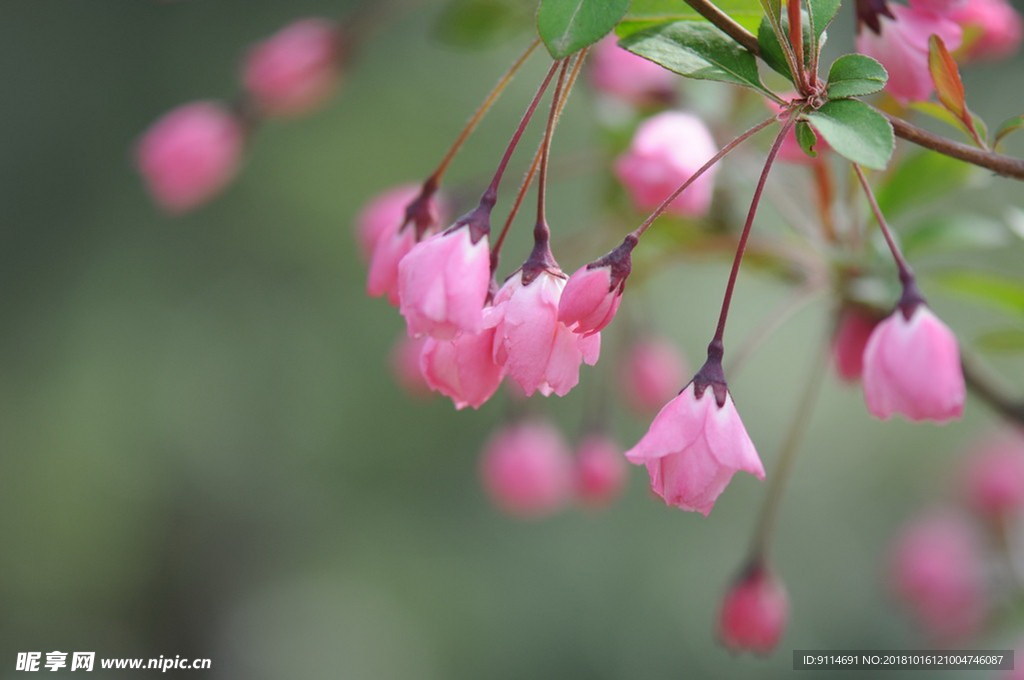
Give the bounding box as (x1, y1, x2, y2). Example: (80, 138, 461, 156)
(2, 1, 1023, 678)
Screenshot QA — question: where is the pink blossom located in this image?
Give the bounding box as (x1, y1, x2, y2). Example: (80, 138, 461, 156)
(856, 4, 963, 103)
(962, 429, 1024, 519)
(862, 304, 965, 422)
(620, 337, 687, 415)
(366, 189, 442, 306)
(625, 384, 765, 515)
(136, 101, 244, 213)
(420, 325, 504, 410)
(588, 36, 676, 104)
(488, 271, 601, 397)
(832, 307, 879, 382)
(398, 225, 490, 339)
(889, 510, 988, 642)
(574, 435, 627, 507)
(558, 266, 623, 335)
(718, 565, 789, 654)
(243, 19, 343, 117)
(614, 111, 718, 218)
(951, 0, 1023, 60)
(390, 334, 431, 399)
(354, 184, 421, 260)
(480, 421, 572, 517)
(909, 0, 966, 13)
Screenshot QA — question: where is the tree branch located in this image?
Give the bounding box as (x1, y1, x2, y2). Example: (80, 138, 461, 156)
(679, 0, 1024, 180)
(962, 354, 1024, 426)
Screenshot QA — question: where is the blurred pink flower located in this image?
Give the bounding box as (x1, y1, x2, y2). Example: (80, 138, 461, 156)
(366, 190, 442, 306)
(480, 421, 572, 517)
(574, 435, 627, 507)
(718, 565, 789, 654)
(620, 337, 687, 415)
(833, 307, 879, 382)
(588, 35, 675, 104)
(951, 0, 1023, 60)
(354, 184, 421, 261)
(420, 325, 504, 410)
(962, 429, 1024, 519)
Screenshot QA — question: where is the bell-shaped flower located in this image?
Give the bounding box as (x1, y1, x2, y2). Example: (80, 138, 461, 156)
(832, 306, 879, 383)
(419, 325, 504, 410)
(480, 421, 572, 517)
(574, 435, 627, 507)
(354, 184, 423, 260)
(558, 237, 634, 336)
(366, 184, 441, 305)
(718, 564, 790, 655)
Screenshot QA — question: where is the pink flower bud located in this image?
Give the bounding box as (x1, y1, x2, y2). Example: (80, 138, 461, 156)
(588, 36, 676, 104)
(962, 429, 1024, 519)
(951, 0, 1023, 60)
(366, 188, 442, 306)
(354, 184, 422, 260)
(620, 337, 688, 415)
(625, 383, 765, 515)
(862, 304, 965, 423)
(855, 4, 963, 103)
(889, 510, 988, 642)
(419, 325, 505, 410)
(558, 265, 624, 335)
(832, 307, 879, 382)
(480, 421, 572, 517)
(718, 565, 789, 655)
(390, 334, 431, 399)
(243, 19, 343, 117)
(575, 435, 627, 507)
(136, 101, 244, 213)
(398, 225, 491, 340)
(614, 111, 718, 218)
(487, 271, 601, 397)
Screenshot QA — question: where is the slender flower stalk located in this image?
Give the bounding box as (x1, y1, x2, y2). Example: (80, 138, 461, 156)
(853, 165, 912, 282)
(787, 0, 808, 93)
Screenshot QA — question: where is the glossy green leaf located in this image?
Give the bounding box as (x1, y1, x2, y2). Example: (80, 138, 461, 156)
(795, 121, 818, 157)
(537, 0, 630, 58)
(826, 54, 888, 99)
(994, 114, 1024, 150)
(756, 11, 818, 82)
(617, 0, 766, 37)
(975, 328, 1024, 353)
(809, 0, 842, 40)
(877, 149, 973, 217)
(902, 215, 1008, 256)
(807, 99, 894, 170)
(933, 270, 1024, 317)
(619, 21, 769, 93)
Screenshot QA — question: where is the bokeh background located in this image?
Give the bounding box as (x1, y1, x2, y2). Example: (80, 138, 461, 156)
(2, 0, 1024, 678)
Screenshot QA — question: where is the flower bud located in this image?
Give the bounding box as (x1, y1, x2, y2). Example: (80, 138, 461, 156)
(558, 238, 633, 336)
(366, 186, 442, 306)
(614, 111, 718, 218)
(354, 184, 422, 260)
(718, 565, 789, 655)
(243, 18, 344, 117)
(962, 429, 1024, 519)
(575, 435, 626, 507)
(480, 421, 572, 517)
(832, 307, 879, 382)
(136, 101, 244, 213)
(951, 0, 1023, 61)
(620, 337, 687, 415)
(588, 36, 675, 105)
(862, 303, 965, 422)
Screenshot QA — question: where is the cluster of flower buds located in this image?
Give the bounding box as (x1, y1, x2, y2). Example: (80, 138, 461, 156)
(136, 18, 347, 212)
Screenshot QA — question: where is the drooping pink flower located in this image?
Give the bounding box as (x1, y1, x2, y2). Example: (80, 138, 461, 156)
(558, 238, 634, 336)
(862, 304, 965, 422)
(614, 111, 718, 218)
(856, 4, 963, 103)
(390, 334, 431, 399)
(889, 510, 988, 642)
(243, 18, 344, 117)
(354, 184, 421, 260)
(718, 565, 789, 655)
(398, 223, 491, 340)
(480, 421, 572, 517)
(951, 0, 1023, 60)
(620, 337, 688, 415)
(136, 101, 244, 213)
(488, 270, 601, 397)
(625, 383, 765, 515)
(420, 325, 505, 410)
(366, 186, 442, 305)
(832, 307, 879, 382)
(574, 435, 627, 507)
(588, 35, 676, 105)
(962, 429, 1024, 519)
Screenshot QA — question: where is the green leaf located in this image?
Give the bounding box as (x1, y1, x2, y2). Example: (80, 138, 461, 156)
(537, 0, 630, 58)
(434, 0, 531, 48)
(807, 99, 894, 170)
(877, 149, 973, 217)
(975, 328, 1024, 354)
(809, 0, 841, 40)
(757, 17, 794, 81)
(619, 21, 769, 93)
(994, 114, 1024, 150)
(826, 54, 888, 99)
(932, 270, 1024, 317)
(902, 214, 1008, 256)
(795, 121, 818, 157)
(759, 0, 782, 22)
(618, 0, 765, 37)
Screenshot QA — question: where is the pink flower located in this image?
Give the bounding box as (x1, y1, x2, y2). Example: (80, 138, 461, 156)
(574, 435, 627, 507)
(420, 325, 505, 410)
(718, 565, 789, 655)
(862, 304, 965, 422)
(136, 101, 244, 213)
(614, 111, 718, 218)
(856, 4, 963, 103)
(488, 271, 601, 397)
(625, 383, 765, 515)
(962, 429, 1024, 519)
(588, 36, 676, 104)
(354, 184, 421, 260)
(832, 307, 879, 382)
(909, 0, 966, 13)
(620, 337, 688, 415)
(889, 510, 988, 642)
(951, 0, 1023, 60)
(366, 187, 442, 306)
(480, 421, 572, 517)
(389, 334, 431, 399)
(398, 224, 491, 340)
(558, 238, 634, 336)
(243, 19, 343, 117)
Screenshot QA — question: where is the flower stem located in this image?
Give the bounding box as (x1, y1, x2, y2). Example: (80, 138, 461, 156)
(535, 59, 570, 231)
(852, 164, 915, 289)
